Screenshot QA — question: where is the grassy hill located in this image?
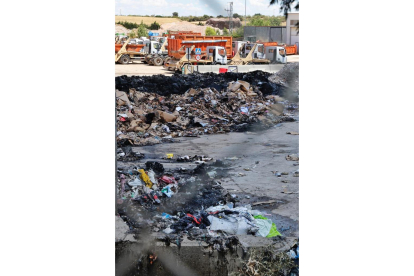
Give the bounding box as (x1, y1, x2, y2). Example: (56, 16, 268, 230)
(115, 16, 181, 25)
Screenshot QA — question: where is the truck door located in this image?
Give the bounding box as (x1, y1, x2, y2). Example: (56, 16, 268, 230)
(277, 47, 287, 63)
(257, 44, 265, 59)
(218, 48, 226, 64)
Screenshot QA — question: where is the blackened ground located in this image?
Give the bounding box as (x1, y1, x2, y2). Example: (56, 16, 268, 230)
(115, 71, 286, 96)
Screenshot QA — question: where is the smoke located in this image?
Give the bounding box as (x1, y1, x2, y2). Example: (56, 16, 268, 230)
(200, 0, 226, 15)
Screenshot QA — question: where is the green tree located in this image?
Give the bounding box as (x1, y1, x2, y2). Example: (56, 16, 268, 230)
(233, 13, 241, 19)
(269, 0, 299, 30)
(217, 15, 224, 18)
(268, 16, 282, 26)
(223, 27, 229, 35)
(205, 27, 216, 36)
(136, 21, 148, 37)
(128, 30, 137, 38)
(172, 12, 178, 17)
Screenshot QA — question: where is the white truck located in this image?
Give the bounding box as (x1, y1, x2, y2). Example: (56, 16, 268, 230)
(166, 45, 228, 71)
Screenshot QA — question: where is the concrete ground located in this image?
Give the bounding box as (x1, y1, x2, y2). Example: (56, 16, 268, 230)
(115, 55, 299, 76)
(287, 55, 299, 63)
(119, 121, 299, 239)
(115, 61, 174, 77)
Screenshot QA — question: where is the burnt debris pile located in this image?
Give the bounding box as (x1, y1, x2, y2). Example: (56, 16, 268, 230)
(116, 76, 295, 147)
(115, 71, 285, 96)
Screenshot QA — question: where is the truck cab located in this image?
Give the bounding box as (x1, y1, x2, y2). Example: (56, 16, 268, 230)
(206, 46, 227, 65)
(232, 41, 247, 57)
(144, 41, 162, 54)
(265, 46, 287, 64)
(240, 43, 266, 59)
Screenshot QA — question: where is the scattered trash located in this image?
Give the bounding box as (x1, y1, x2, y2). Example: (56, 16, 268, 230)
(286, 154, 299, 161)
(253, 215, 281, 237)
(166, 153, 174, 159)
(286, 131, 299, 135)
(252, 200, 277, 206)
(225, 156, 239, 161)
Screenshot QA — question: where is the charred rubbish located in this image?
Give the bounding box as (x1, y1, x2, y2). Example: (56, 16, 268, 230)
(115, 71, 286, 97)
(116, 77, 296, 146)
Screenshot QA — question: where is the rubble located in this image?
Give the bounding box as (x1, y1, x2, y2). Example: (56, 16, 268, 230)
(116, 76, 296, 146)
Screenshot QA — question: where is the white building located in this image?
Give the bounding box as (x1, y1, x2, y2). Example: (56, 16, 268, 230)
(286, 12, 299, 52)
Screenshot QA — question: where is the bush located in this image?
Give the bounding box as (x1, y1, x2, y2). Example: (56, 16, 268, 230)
(117, 21, 139, 30)
(232, 27, 244, 38)
(197, 21, 204, 26)
(205, 27, 216, 36)
(223, 27, 229, 35)
(149, 21, 160, 30)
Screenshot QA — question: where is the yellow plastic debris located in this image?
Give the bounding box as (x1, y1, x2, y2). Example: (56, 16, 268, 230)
(138, 169, 153, 188)
(166, 153, 174, 159)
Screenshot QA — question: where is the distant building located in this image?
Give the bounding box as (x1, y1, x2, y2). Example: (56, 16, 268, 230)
(286, 12, 299, 52)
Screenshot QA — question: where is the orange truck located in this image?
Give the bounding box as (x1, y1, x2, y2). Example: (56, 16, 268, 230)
(115, 43, 144, 54)
(255, 41, 297, 55)
(167, 35, 233, 59)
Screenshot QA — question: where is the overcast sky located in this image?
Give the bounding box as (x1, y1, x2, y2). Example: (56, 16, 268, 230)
(115, 0, 292, 17)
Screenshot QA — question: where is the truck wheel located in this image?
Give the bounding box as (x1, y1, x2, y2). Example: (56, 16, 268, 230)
(119, 55, 130, 64)
(153, 57, 163, 66)
(164, 57, 171, 65)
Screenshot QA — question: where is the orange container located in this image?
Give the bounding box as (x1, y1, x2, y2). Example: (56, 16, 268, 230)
(284, 45, 297, 55)
(168, 36, 233, 58)
(115, 43, 144, 54)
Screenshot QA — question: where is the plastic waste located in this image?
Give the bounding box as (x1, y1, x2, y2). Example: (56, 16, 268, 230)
(161, 185, 174, 197)
(138, 169, 153, 188)
(128, 177, 144, 186)
(207, 171, 217, 178)
(166, 153, 174, 159)
(287, 249, 297, 259)
(162, 213, 172, 219)
(150, 191, 161, 204)
(253, 215, 281, 237)
(147, 170, 157, 184)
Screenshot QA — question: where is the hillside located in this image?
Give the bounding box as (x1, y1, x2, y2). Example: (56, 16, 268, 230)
(115, 16, 181, 25)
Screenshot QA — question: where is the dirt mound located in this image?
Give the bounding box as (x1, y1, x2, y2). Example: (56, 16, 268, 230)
(115, 24, 131, 35)
(156, 21, 218, 36)
(206, 18, 242, 29)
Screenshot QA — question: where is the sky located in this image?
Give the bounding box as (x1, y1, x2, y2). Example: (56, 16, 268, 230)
(115, 0, 290, 17)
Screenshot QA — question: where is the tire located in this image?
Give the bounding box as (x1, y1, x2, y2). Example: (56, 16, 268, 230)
(118, 55, 130, 64)
(153, 56, 163, 66)
(164, 57, 171, 65)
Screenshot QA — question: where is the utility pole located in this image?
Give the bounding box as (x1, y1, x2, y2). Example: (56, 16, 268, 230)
(224, 2, 233, 34)
(245, 0, 246, 26)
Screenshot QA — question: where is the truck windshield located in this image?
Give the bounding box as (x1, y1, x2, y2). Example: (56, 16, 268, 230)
(279, 49, 286, 57)
(218, 49, 226, 57)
